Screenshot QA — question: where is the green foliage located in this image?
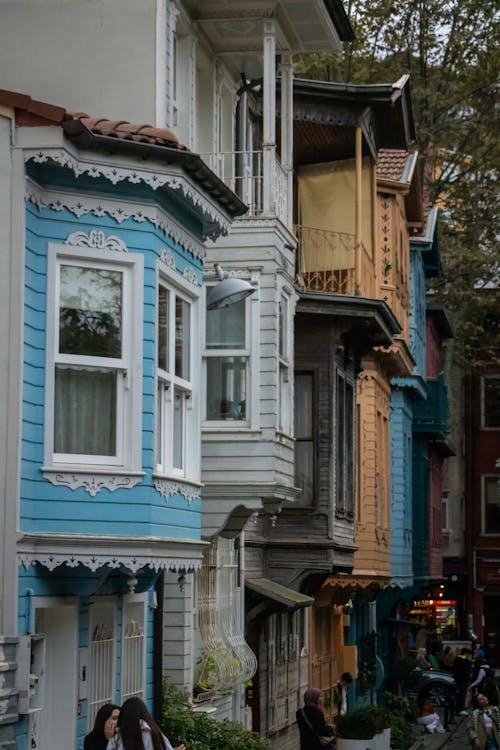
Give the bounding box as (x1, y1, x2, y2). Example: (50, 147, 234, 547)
(161, 681, 271, 750)
(357, 661, 377, 695)
(294, 0, 500, 370)
(335, 706, 377, 739)
(393, 656, 427, 694)
(379, 692, 420, 750)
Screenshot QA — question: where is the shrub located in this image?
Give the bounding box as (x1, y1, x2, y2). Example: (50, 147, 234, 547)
(161, 681, 271, 750)
(335, 706, 377, 739)
(379, 692, 420, 750)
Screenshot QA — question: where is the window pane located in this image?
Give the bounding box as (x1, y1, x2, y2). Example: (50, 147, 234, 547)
(295, 442, 314, 503)
(158, 286, 169, 372)
(279, 296, 286, 359)
(484, 378, 500, 427)
(175, 297, 190, 380)
(54, 366, 116, 455)
(59, 265, 122, 357)
(173, 388, 184, 469)
(206, 299, 245, 349)
(485, 477, 500, 533)
(336, 375, 345, 511)
(345, 381, 354, 515)
(206, 357, 247, 420)
(295, 374, 313, 438)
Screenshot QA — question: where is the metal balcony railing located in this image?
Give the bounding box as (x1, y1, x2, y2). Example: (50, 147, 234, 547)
(413, 376, 449, 436)
(295, 225, 375, 298)
(199, 149, 288, 225)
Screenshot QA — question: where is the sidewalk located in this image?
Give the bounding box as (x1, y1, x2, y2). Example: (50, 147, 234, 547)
(410, 714, 470, 750)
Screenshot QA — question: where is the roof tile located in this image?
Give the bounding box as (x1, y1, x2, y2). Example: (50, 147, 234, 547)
(377, 148, 409, 182)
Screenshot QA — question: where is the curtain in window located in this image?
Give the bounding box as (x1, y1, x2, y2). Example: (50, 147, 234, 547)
(54, 366, 116, 455)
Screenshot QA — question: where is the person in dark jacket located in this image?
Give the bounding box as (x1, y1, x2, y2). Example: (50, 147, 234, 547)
(84, 704, 120, 750)
(296, 687, 335, 750)
(453, 647, 473, 715)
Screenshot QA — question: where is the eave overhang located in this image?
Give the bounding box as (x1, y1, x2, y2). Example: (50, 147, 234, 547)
(246, 577, 314, 612)
(373, 336, 416, 378)
(391, 374, 428, 401)
(292, 74, 415, 159)
(17, 532, 207, 573)
(296, 291, 401, 348)
(426, 303, 454, 339)
(62, 118, 247, 220)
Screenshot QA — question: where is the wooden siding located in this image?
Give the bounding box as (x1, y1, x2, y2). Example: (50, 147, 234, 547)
(390, 388, 413, 581)
(354, 362, 391, 577)
(376, 193, 410, 343)
(21, 202, 201, 539)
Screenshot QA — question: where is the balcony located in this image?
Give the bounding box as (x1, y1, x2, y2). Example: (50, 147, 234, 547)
(413, 376, 449, 437)
(200, 150, 289, 227)
(295, 225, 376, 298)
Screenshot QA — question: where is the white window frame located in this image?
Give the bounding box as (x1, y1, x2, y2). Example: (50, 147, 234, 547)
(482, 475, 500, 535)
(202, 273, 259, 431)
(441, 489, 450, 534)
(44, 243, 143, 471)
(481, 375, 500, 430)
(155, 260, 200, 483)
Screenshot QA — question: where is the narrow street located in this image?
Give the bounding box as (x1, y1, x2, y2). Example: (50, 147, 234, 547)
(420, 714, 469, 750)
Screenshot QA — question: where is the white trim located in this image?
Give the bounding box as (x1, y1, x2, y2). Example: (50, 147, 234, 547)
(24, 146, 232, 235)
(153, 477, 202, 503)
(41, 469, 144, 496)
(43, 240, 143, 473)
(26, 179, 206, 262)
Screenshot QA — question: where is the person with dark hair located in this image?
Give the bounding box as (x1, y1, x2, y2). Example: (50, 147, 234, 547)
(334, 672, 353, 716)
(467, 693, 500, 749)
(85, 704, 120, 750)
(106, 697, 185, 750)
(296, 688, 335, 749)
(470, 660, 500, 707)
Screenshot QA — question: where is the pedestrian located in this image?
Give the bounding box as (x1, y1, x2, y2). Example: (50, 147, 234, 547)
(85, 704, 120, 750)
(470, 660, 500, 707)
(454, 648, 473, 715)
(417, 696, 445, 734)
(106, 696, 185, 750)
(296, 687, 335, 749)
(466, 693, 500, 750)
(334, 672, 353, 716)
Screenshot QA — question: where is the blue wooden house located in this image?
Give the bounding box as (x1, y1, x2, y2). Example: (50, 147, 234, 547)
(0, 90, 245, 750)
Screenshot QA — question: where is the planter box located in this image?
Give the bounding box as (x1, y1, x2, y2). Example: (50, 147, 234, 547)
(336, 739, 375, 750)
(337, 729, 390, 750)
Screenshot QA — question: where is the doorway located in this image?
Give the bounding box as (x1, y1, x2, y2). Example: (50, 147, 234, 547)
(34, 603, 78, 750)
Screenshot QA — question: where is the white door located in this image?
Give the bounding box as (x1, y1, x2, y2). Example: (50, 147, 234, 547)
(36, 605, 78, 750)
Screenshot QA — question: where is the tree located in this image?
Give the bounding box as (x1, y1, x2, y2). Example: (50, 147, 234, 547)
(294, 0, 500, 368)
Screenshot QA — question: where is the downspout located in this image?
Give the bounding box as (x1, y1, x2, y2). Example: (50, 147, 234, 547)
(153, 571, 164, 721)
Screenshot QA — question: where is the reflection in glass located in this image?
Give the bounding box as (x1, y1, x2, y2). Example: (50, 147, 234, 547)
(59, 265, 122, 357)
(173, 388, 184, 469)
(158, 286, 169, 372)
(206, 357, 246, 420)
(175, 297, 190, 380)
(206, 299, 245, 349)
(54, 366, 116, 455)
(294, 373, 314, 503)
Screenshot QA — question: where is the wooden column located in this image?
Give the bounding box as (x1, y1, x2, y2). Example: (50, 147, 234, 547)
(262, 20, 276, 215)
(280, 51, 293, 228)
(355, 126, 362, 294)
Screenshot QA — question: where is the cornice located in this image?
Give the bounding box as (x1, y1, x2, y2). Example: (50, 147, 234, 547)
(17, 533, 207, 573)
(24, 146, 232, 237)
(26, 178, 206, 262)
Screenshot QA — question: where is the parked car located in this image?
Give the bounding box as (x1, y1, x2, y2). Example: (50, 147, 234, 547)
(411, 668, 457, 707)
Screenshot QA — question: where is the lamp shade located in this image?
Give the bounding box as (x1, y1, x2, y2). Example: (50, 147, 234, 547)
(206, 277, 255, 310)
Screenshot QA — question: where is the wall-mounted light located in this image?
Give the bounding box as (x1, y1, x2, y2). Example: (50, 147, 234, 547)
(205, 263, 256, 310)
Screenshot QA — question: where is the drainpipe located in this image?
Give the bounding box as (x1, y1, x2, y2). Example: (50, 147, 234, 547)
(153, 571, 164, 721)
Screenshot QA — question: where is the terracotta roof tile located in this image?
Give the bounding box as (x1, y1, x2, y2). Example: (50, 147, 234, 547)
(69, 113, 185, 150)
(377, 148, 410, 182)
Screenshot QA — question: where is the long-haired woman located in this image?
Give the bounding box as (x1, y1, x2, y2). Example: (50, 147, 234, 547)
(106, 697, 185, 750)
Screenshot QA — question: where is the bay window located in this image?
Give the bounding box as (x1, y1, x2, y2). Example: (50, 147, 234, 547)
(335, 372, 355, 519)
(294, 372, 315, 504)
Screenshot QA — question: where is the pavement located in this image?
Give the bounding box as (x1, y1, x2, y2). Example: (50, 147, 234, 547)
(419, 713, 470, 749)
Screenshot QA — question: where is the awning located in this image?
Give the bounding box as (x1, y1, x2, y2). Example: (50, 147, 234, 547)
(246, 578, 313, 610)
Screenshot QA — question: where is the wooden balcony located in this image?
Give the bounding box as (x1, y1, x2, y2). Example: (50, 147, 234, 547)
(199, 149, 289, 226)
(295, 225, 376, 298)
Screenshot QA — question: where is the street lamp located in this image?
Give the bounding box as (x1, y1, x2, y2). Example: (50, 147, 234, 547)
(205, 264, 256, 310)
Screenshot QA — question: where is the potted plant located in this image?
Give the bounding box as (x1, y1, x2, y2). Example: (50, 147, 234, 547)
(335, 706, 377, 750)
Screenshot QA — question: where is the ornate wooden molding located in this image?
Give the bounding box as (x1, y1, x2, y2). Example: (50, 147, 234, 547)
(42, 469, 144, 497)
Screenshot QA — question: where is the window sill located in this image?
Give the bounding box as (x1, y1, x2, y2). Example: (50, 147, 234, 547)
(202, 427, 262, 436)
(41, 466, 144, 497)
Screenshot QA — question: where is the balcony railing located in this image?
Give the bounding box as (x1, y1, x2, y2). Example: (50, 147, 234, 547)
(295, 225, 375, 298)
(199, 150, 288, 225)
